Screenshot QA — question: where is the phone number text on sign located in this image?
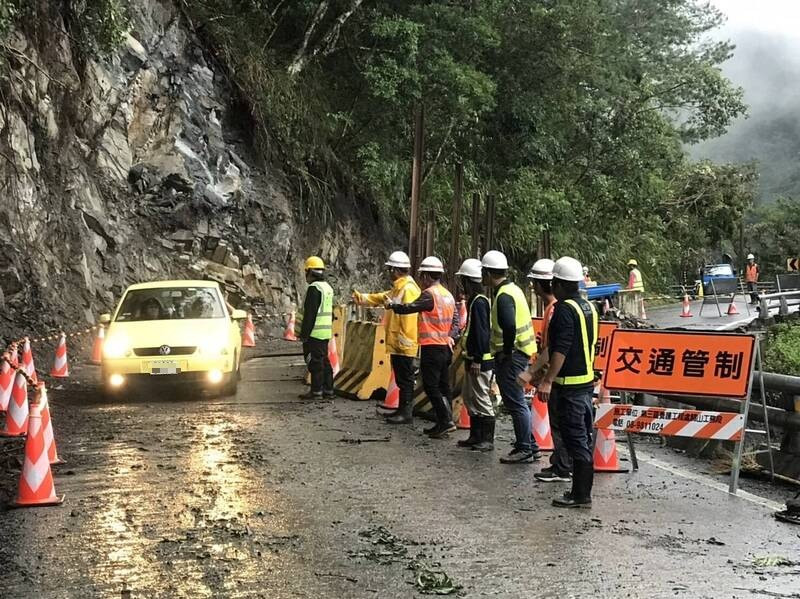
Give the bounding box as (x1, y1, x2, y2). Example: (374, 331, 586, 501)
(594, 404, 744, 441)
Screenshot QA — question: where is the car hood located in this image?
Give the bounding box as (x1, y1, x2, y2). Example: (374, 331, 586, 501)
(107, 319, 230, 348)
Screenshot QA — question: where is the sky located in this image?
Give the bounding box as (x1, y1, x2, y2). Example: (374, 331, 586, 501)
(711, 0, 800, 36)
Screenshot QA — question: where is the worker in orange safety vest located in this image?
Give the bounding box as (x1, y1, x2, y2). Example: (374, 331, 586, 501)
(745, 253, 760, 304)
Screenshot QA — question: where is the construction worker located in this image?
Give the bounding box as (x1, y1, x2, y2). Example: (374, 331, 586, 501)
(745, 253, 760, 304)
(455, 258, 495, 451)
(627, 259, 644, 292)
(298, 256, 334, 400)
(482, 250, 539, 464)
(519, 259, 571, 483)
(353, 251, 421, 424)
(386, 256, 458, 438)
(537, 257, 599, 508)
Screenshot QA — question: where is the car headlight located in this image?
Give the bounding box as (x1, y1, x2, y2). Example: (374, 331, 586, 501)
(197, 336, 229, 356)
(104, 335, 131, 358)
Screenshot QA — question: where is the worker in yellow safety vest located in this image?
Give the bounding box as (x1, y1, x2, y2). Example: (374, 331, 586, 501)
(537, 257, 599, 508)
(353, 251, 421, 424)
(298, 256, 335, 400)
(386, 256, 459, 437)
(482, 250, 539, 464)
(627, 259, 644, 292)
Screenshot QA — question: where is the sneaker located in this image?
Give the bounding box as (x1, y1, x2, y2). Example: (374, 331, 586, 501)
(428, 423, 457, 439)
(499, 449, 535, 464)
(535, 468, 572, 483)
(298, 391, 323, 400)
(323, 390, 336, 399)
(423, 424, 438, 435)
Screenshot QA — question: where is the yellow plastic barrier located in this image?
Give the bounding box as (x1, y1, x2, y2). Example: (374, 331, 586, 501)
(334, 321, 390, 400)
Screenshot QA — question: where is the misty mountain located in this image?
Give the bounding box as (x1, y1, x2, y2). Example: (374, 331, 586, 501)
(691, 29, 800, 204)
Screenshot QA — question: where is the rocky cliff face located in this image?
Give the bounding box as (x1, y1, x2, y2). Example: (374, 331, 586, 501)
(0, 0, 387, 340)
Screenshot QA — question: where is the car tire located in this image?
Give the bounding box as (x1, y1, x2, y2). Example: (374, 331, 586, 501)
(219, 352, 240, 397)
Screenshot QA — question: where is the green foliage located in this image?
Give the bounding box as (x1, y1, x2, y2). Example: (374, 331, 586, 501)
(764, 323, 800, 376)
(746, 198, 800, 277)
(188, 0, 751, 288)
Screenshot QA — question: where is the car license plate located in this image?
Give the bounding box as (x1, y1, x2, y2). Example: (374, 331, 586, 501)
(150, 361, 180, 375)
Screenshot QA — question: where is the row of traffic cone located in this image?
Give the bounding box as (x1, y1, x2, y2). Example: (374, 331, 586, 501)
(678, 293, 740, 318)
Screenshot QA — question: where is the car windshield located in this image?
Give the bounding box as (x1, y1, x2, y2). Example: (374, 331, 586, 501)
(115, 287, 225, 322)
(705, 265, 734, 277)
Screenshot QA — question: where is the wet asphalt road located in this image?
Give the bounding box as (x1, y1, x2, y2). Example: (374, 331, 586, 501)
(1, 355, 799, 598)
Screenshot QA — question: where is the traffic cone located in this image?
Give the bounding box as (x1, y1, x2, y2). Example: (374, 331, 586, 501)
(1, 370, 29, 437)
(283, 312, 298, 341)
(50, 333, 69, 378)
(602, 299, 611, 315)
(593, 384, 628, 473)
(456, 399, 471, 430)
(377, 370, 399, 410)
(39, 385, 64, 465)
(242, 314, 256, 347)
(458, 300, 468, 330)
(727, 299, 739, 316)
(90, 326, 104, 364)
(679, 294, 693, 318)
(13, 386, 64, 507)
(0, 356, 13, 411)
(21, 337, 37, 383)
(328, 337, 340, 377)
(531, 396, 554, 451)
(639, 298, 648, 320)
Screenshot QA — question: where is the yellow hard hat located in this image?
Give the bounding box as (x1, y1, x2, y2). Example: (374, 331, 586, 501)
(627, 259, 638, 267)
(304, 256, 325, 270)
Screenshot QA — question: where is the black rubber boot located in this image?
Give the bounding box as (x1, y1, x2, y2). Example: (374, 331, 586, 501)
(472, 417, 495, 452)
(385, 396, 413, 425)
(457, 415, 481, 448)
(552, 461, 592, 508)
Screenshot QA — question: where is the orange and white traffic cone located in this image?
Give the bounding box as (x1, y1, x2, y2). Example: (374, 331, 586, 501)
(377, 370, 399, 410)
(456, 398, 471, 430)
(13, 386, 64, 507)
(458, 300, 468, 330)
(0, 355, 13, 411)
(1, 370, 29, 437)
(242, 314, 256, 348)
(39, 385, 64, 465)
(639, 298, 648, 320)
(593, 384, 628, 473)
(727, 299, 739, 316)
(283, 312, 298, 341)
(531, 396, 554, 451)
(328, 337, 340, 377)
(90, 326, 105, 365)
(21, 337, 37, 382)
(50, 333, 69, 378)
(679, 294, 693, 318)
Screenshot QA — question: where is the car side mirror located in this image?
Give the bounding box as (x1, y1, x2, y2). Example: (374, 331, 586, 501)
(231, 309, 247, 321)
(99, 313, 111, 325)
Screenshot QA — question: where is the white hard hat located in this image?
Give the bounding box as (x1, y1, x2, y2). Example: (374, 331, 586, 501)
(552, 256, 584, 282)
(481, 250, 509, 270)
(456, 258, 483, 282)
(527, 258, 554, 280)
(582, 266, 589, 274)
(419, 256, 445, 273)
(385, 250, 411, 269)
(747, 253, 755, 260)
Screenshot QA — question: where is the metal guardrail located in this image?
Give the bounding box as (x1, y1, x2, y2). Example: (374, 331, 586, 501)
(758, 290, 800, 321)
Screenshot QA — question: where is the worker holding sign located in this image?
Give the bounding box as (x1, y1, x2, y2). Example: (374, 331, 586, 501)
(537, 256, 599, 508)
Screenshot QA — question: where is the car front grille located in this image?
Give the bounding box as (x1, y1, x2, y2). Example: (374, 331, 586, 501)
(133, 346, 197, 357)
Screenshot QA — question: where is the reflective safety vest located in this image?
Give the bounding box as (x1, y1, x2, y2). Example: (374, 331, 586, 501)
(490, 283, 537, 356)
(554, 299, 598, 386)
(308, 281, 333, 340)
(461, 294, 493, 362)
(628, 268, 644, 292)
(745, 264, 759, 283)
(419, 283, 456, 346)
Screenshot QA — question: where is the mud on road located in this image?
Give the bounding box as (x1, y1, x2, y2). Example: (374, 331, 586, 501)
(1, 355, 799, 598)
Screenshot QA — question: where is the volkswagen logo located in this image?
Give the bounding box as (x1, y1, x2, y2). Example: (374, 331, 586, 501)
(159, 345, 171, 356)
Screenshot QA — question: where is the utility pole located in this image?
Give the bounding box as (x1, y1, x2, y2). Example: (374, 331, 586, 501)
(471, 192, 481, 258)
(408, 105, 424, 272)
(485, 194, 495, 251)
(448, 163, 464, 287)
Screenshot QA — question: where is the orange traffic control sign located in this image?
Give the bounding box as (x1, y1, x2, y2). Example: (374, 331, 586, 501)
(532, 318, 617, 370)
(602, 329, 755, 399)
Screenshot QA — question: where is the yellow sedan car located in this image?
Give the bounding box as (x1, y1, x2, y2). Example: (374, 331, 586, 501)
(100, 280, 247, 396)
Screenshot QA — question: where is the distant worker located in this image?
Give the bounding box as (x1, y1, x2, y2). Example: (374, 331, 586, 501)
(455, 258, 495, 451)
(627, 259, 644, 292)
(482, 250, 539, 464)
(520, 259, 571, 483)
(745, 253, 760, 304)
(582, 266, 592, 286)
(537, 257, 599, 508)
(387, 257, 458, 438)
(298, 256, 334, 400)
(353, 251, 421, 424)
